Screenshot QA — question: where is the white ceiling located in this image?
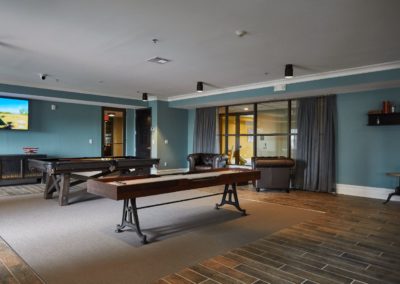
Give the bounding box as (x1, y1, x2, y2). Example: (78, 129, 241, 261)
(1, 0, 400, 101)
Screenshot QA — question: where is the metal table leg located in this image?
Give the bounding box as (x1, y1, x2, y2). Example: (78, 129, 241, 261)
(383, 176, 400, 204)
(116, 198, 148, 244)
(216, 183, 247, 215)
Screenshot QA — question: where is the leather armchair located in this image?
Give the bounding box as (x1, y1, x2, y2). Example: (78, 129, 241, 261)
(187, 153, 228, 171)
(251, 156, 295, 192)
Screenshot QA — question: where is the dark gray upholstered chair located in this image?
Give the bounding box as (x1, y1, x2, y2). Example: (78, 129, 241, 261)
(251, 156, 295, 192)
(187, 153, 228, 171)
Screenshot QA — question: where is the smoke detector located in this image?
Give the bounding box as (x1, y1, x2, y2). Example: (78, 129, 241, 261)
(235, 30, 247, 37)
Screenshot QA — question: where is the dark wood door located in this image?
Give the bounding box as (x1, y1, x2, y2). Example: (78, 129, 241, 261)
(135, 108, 151, 158)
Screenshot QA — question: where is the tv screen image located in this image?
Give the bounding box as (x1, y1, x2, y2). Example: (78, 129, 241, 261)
(0, 97, 29, 130)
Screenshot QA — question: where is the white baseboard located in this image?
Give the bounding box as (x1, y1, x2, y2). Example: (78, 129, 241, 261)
(145, 171, 400, 202)
(336, 184, 400, 202)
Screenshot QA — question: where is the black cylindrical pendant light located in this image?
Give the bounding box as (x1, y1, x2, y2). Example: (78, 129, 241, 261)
(285, 64, 293, 78)
(142, 92, 148, 101)
(196, 81, 203, 92)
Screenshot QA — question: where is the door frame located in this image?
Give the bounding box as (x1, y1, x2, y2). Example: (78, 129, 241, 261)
(135, 108, 152, 158)
(101, 107, 126, 157)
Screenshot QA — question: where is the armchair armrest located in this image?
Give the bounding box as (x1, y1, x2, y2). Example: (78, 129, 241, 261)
(212, 154, 228, 168)
(187, 153, 200, 171)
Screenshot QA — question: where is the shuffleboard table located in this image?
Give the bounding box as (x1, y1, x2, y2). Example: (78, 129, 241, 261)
(87, 168, 260, 244)
(28, 156, 160, 206)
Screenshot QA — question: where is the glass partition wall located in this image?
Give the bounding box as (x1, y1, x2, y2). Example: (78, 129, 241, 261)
(218, 100, 297, 166)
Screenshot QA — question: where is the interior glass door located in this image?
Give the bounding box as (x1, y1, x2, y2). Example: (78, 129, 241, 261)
(102, 108, 126, 157)
(226, 104, 254, 166)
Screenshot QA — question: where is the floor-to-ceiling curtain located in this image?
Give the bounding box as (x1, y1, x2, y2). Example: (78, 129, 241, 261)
(295, 95, 337, 193)
(193, 107, 217, 153)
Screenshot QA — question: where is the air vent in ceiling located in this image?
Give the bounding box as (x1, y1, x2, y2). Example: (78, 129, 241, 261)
(147, 57, 171, 64)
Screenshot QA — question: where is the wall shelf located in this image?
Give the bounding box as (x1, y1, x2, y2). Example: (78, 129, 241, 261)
(368, 112, 400, 126)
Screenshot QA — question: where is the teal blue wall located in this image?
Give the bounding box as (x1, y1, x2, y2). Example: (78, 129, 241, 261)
(187, 109, 195, 155)
(181, 79, 400, 189)
(150, 101, 188, 169)
(0, 83, 142, 157)
(0, 100, 102, 157)
(337, 88, 400, 189)
(126, 109, 135, 155)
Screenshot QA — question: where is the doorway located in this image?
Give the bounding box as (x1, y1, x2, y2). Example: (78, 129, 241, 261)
(102, 107, 126, 157)
(135, 108, 151, 158)
(219, 104, 254, 166)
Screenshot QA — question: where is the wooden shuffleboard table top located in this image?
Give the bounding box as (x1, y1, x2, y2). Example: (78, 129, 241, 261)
(87, 168, 260, 200)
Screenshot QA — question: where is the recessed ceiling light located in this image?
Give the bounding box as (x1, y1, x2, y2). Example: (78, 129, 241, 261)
(244, 107, 249, 111)
(147, 56, 171, 64)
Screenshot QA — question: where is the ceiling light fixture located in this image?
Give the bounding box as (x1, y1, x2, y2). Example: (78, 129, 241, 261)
(142, 93, 148, 101)
(108, 113, 115, 117)
(147, 56, 171, 64)
(196, 81, 203, 93)
(285, 64, 293, 78)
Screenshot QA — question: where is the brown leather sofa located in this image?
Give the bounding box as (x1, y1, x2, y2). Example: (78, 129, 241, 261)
(187, 153, 228, 171)
(251, 156, 295, 192)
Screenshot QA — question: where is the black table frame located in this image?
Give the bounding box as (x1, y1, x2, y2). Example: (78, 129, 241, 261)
(115, 183, 246, 244)
(383, 173, 400, 204)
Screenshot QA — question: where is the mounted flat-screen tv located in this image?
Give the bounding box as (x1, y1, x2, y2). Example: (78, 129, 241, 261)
(0, 97, 30, 130)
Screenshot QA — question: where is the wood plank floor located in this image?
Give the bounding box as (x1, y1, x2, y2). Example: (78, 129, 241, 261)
(156, 187, 400, 284)
(1, 184, 399, 284)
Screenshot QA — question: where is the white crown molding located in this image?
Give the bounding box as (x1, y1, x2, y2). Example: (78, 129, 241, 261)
(168, 61, 400, 102)
(172, 79, 400, 109)
(0, 92, 144, 109)
(337, 183, 400, 202)
(0, 80, 143, 102)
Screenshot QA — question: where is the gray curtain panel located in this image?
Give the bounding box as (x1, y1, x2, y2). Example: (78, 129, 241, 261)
(295, 95, 337, 193)
(193, 107, 217, 153)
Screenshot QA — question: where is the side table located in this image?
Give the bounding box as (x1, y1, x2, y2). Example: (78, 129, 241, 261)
(383, 172, 400, 204)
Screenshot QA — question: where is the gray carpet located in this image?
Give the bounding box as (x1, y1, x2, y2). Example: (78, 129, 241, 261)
(0, 187, 322, 284)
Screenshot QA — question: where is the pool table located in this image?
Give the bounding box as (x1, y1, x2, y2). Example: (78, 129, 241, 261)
(28, 156, 160, 206)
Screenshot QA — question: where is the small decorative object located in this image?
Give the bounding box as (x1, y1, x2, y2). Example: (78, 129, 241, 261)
(391, 104, 396, 113)
(382, 101, 390, 114)
(376, 117, 380, 125)
(382, 101, 393, 114)
(23, 147, 39, 154)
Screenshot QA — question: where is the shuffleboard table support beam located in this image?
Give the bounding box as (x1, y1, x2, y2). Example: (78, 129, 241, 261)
(216, 183, 246, 216)
(116, 198, 148, 244)
(115, 183, 246, 244)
